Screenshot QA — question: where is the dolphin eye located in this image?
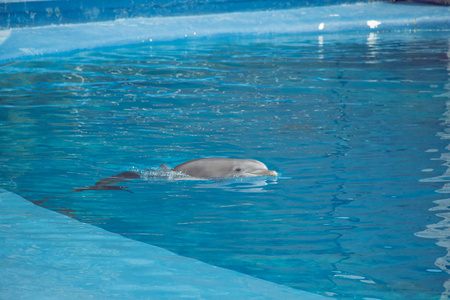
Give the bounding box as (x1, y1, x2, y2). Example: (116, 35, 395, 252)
(235, 168, 241, 172)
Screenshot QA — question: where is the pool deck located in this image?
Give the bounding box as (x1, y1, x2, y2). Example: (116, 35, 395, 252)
(0, 189, 331, 299)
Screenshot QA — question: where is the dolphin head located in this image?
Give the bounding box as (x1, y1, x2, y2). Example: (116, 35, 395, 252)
(228, 159, 278, 178)
(172, 158, 278, 179)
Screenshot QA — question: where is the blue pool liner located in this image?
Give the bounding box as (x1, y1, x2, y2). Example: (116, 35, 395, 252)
(0, 2, 449, 62)
(0, 189, 332, 299)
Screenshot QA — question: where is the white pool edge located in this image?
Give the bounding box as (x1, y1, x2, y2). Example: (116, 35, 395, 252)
(0, 188, 332, 299)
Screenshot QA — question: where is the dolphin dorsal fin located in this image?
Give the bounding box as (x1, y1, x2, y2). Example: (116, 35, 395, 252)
(159, 163, 171, 171)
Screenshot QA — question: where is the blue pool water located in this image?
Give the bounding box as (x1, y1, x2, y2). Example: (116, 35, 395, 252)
(1, 3, 450, 300)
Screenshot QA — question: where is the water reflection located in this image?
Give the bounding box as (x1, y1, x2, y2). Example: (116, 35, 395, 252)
(416, 38, 450, 300)
(318, 35, 324, 60)
(194, 177, 278, 193)
(366, 32, 379, 63)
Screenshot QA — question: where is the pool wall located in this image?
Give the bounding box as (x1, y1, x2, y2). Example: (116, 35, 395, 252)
(0, 0, 376, 29)
(0, 2, 449, 62)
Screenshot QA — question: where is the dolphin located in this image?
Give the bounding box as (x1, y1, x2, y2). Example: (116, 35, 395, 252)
(71, 158, 277, 193)
(165, 157, 277, 179)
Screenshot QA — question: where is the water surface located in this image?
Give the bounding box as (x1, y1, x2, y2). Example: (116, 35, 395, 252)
(1, 31, 449, 299)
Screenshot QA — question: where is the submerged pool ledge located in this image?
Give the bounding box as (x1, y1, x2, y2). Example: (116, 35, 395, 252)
(0, 189, 331, 299)
(0, 2, 449, 62)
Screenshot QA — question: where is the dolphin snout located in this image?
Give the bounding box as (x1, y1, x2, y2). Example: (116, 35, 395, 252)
(266, 170, 278, 177)
(249, 170, 278, 177)
(268, 171, 278, 177)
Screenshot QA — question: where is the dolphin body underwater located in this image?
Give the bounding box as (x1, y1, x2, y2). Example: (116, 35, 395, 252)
(71, 158, 278, 193)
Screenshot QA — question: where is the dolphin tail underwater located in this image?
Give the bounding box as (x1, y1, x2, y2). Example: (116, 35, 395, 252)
(71, 158, 277, 193)
(70, 171, 141, 193)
